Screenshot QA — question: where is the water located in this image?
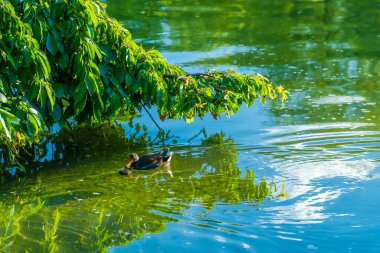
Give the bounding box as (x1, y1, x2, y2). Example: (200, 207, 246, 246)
(1, 0, 380, 252)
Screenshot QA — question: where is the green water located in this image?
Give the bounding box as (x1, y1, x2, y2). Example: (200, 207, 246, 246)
(1, 0, 380, 252)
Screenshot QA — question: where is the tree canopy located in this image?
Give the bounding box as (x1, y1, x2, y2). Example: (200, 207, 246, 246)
(0, 0, 288, 168)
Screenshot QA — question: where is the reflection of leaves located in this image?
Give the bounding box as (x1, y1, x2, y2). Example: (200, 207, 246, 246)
(1, 122, 179, 176)
(91, 209, 112, 253)
(201, 131, 233, 145)
(42, 209, 60, 253)
(0, 129, 283, 252)
(53, 122, 177, 161)
(0, 188, 46, 251)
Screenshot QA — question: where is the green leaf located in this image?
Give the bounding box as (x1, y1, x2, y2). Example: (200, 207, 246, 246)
(93, 92, 104, 120)
(109, 92, 121, 115)
(26, 114, 38, 137)
(23, 46, 31, 66)
(85, 73, 98, 96)
(0, 113, 11, 140)
(43, 82, 55, 109)
(73, 53, 83, 79)
(99, 64, 107, 78)
(58, 53, 69, 69)
(46, 32, 58, 56)
(27, 106, 45, 129)
(49, 103, 62, 121)
(125, 72, 134, 85)
(127, 50, 136, 67)
(34, 19, 44, 42)
(0, 42, 16, 70)
(6, 52, 16, 70)
(52, 29, 64, 53)
(73, 82, 87, 102)
(89, 61, 100, 76)
(74, 94, 87, 115)
(53, 83, 66, 99)
(0, 93, 7, 103)
(36, 52, 51, 77)
(73, 81, 88, 114)
(156, 89, 168, 112)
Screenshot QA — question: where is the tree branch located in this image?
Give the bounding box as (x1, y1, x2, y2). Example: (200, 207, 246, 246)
(142, 104, 163, 132)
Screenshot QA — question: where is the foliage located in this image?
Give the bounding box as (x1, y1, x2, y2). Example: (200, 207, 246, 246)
(0, 0, 288, 167)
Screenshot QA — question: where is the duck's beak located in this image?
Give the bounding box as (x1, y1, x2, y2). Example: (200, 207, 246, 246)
(128, 158, 133, 165)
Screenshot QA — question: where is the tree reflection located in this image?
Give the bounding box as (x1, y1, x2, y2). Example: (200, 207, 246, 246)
(0, 122, 169, 179)
(0, 127, 283, 252)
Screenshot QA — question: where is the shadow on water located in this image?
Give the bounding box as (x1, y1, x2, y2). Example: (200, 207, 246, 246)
(0, 125, 285, 252)
(0, 121, 172, 180)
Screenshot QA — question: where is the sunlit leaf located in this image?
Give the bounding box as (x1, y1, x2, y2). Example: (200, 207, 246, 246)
(26, 114, 38, 137)
(0, 113, 12, 140)
(185, 117, 194, 124)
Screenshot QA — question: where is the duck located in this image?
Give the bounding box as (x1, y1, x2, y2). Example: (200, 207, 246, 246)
(119, 148, 173, 176)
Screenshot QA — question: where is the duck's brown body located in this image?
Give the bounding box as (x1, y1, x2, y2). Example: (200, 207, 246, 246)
(119, 148, 172, 176)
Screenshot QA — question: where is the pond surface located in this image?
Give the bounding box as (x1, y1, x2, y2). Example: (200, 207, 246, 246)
(1, 0, 380, 252)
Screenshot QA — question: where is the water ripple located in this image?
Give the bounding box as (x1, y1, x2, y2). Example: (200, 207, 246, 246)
(255, 121, 380, 227)
(312, 95, 366, 105)
(264, 122, 375, 135)
(263, 122, 380, 161)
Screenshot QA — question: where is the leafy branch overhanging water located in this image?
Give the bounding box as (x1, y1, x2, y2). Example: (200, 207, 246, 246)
(0, 0, 288, 169)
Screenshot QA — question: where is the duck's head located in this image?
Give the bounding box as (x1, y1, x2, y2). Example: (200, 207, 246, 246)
(128, 153, 139, 166)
